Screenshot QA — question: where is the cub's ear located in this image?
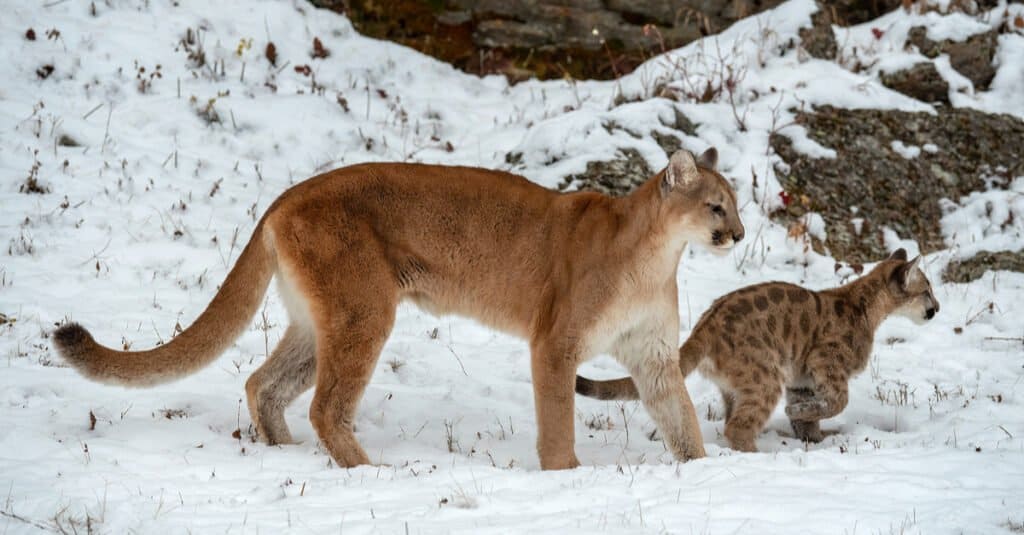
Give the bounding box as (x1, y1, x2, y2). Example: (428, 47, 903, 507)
(905, 256, 923, 286)
(888, 248, 908, 261)
(892, 255, 923, 289)
(662, 150, 698, 197)
(697, 147, 718, 170)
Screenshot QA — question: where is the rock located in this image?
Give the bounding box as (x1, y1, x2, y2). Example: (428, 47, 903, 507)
(665, 105, 698, 136)
(770, 106, 1024, 261)
(801, 24, 837, 60)
(559, 148, 653, 196)
(328, 0, 788, 81)
(881, 62, 949, 104)
(475, 20, 552, 49)
(944, 251, 1024, 283)
(437, 10, 472, 26)
(907, 26, 998, 91)
(812, 0, 902, 25)
(653, 131, 683, 157)
(307, 0, 344, 10)
(929, 163, 958, 187)
(800, 3, 838, 60)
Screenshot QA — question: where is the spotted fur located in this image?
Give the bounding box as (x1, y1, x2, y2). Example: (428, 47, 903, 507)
(576, 249, 939, 452)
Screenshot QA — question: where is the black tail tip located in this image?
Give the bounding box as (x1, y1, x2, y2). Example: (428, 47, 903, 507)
(575, 375, 594, 397)
(53, 322, 92, 355)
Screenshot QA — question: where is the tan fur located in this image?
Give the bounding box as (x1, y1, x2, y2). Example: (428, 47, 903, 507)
(576, 249, 939, 452)
(53, 148, 744, 470)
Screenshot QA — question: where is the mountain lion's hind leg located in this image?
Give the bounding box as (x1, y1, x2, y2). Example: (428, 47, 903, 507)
(245, 325, 316, 445)
(724, 381, 782, 452)
(720, 388, 735, 422)
(308, 290, 397, 468)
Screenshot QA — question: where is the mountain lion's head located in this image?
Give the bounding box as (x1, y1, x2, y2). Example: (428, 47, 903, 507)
(884, 249, 940, 324)
(659, 148, 744, 253)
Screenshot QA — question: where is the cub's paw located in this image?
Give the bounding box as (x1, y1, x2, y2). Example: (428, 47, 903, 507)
(790, 419, 824, 443)
(785, 400, 828, 421)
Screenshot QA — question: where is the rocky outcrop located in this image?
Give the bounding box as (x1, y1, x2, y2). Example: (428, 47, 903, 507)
(556, 108, 693, 195)
(796, 0, 910, 61)
(771, 106, 1024, 262)
(879, 23, 1000, 102)
(315, 0, 794, 81)
(559, 148, 653, 196)
(799, 7, 839, 60)
(944, 251, 1024, 283)
(906, 26, 999, 90)
(881, 62, 950, 104)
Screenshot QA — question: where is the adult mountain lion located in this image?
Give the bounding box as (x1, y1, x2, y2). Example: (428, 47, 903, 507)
(54, 148, 744, 470)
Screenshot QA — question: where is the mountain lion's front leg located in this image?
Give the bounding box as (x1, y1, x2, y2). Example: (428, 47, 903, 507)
(530, 337, 582, 470)
(785, 387, 825, 443)
(785, 356, 850, 423)
(616, 325, 705, 461)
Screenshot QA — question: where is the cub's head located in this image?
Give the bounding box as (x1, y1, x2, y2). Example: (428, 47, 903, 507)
(884, 249, 940, 324)
(659, 148, 744, 253)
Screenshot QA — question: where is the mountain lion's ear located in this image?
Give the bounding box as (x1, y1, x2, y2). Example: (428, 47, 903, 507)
(697, 147, 718, 170)
(888, 248, 908, 261)
(892, 255, 922, 289)
(662, 150, 698, 197)
(904, 256, 923, 287)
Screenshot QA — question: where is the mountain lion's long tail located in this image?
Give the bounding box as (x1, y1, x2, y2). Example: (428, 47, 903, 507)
(575, 338, 705, 401)
(53, 224, 276, 387)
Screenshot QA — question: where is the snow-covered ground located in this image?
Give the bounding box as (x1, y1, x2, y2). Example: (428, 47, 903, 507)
(2, 0, 1023, 533)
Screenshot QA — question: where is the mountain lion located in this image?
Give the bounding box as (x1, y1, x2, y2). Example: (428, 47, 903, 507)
(54, 148, 744, 469)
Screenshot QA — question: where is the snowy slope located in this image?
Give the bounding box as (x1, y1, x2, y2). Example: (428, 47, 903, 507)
(1, 0, 1023, 533)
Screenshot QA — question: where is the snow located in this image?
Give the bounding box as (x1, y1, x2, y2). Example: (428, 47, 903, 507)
(891, 140, 922, 159)
(801, 213, 828, 241)
(2, 0, 1023, 533)
(941, 176, 1024, 259)
(833, 1, 1024, 119)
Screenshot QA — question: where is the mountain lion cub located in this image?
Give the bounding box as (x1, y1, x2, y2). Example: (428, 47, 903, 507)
(54, 149, 744, 470)
(576, 249, 938, 452)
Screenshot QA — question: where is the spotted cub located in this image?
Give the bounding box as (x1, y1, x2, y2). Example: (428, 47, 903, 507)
(576, 249, 939, 452)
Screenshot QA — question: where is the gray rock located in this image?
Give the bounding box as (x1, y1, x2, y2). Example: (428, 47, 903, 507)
(800, 3, 838, 60)
(770, 106, 1024, 261)
(929, 163, 958, 187)
(907, 26, 998, 91)
(944, 250, 1024, 283)
(881, 62, 949, 104)
(559, 148, 653, 196)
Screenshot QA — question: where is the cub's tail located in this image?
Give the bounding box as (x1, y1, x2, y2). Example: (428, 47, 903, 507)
(53, 225, 276, 387)
(575, 339, 704, 401)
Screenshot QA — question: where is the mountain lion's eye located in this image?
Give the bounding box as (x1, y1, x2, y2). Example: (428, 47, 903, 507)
(710, 204, 725, 216)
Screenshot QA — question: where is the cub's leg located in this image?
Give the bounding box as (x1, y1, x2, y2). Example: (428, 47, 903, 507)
(719, 388, 735, 422)
(245, 325, 316, 445)
(785, 387, 824, 443)
(530, 337, 582, 470)
(723, 381, 782, 453)
(785, 357, 850, 422)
